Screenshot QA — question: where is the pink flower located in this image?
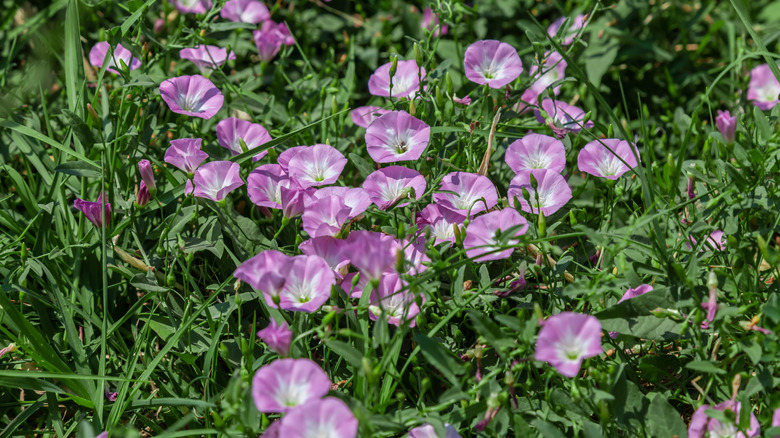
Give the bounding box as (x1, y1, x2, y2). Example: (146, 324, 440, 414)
(507, 169, 572, 216)
(689, 400, 760, 438)
(173, 0, 212, 14)
(220, 0, 270, 23)
(234, 250, 289, 304)
(179, 45, 235, 69)
(74, 192, 111, 227)
(287, 144, 347, 188)
(217, 117, 272, 159)
(362, 166, 426, 210)
(534, 312, 602, 377)
(453, 95, 472, 105)
(416, 205, 466, 244)
(463, 209, 528, 261)
(136, 181, 151, 207)
(308, 187, 372, 219)
(280, 186, 314, 219)
(302, 197, 353, 238)
(519, 51, 567, 111)
(433, 172, 498, 215)
(505, 133, 566, 174)
(277, 145, 308, 173)
(577, 139, 639, 180)
(257, 319, 292, 356)
(747, 64, 780, 110)
(369, 273, 421, 327)
(421, 8, 448, 37)
(251, 358, 331, 413)
(365, 111, 430, 163)
(535, 98, 593, 138)
(401, 237, 430, 275)
(463, 40, 523, 89)
(547, 15, 586, 46)
(688, 230, 726, 252)
(368, 59, 426, 98)
(159, 75, 224, 119)
(341, 271, 368, 298)
(277, 397, 358, 438)
(164, 138, 208, 174)
(88, 42, 141, 74)
(138, 159, 156, 191)
(716, 110, 737, 143)
(299, 236, 350, 279)
(351, 106, 390, 128)
(0, 343, 19, 360)
(191, 161, 244, 202)
(247, 164, 296, 208)
(345, 231, 400, 281)
(253, 30, 283, 62)
(408, 424, 461, 438)
(261, 20, 294, 46)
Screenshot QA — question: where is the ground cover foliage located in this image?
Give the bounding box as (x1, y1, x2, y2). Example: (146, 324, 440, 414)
(1, 0, 780, 436)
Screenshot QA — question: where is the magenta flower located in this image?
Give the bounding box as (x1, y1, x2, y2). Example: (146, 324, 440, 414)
(287, 144, 347, 188)
(302, 197, 353, 238)
(216, 117, 272, 159)
(280, 186, 315, 219)
(463, 40, 523, 89)
(253, 30, 283, 62)
(535, 98, 593, 138)
(416, 204, 466, 244)
(251, 358, 331, 413)
(261, 422, 282, 438)
(299, 236, 350, 279)
(136, 181, 151, 207)
(257, 319, 292, 356)
(716, 110, 737, 143)
(505, 133, 566, 174)
(747, 64, 780, 110)
(275, 255, 336, 312)
(174, 0, 212, 14)
(433, 172, 498, 215)
(577, 139, 639, 180)
(234, 250, 289, 305)
(261, 20, 295, 46)
(220, 0, 270, 23)
(159, 75, 224, 119)
(453, 95, 472, 105)
(369, 273, 420, 327)
(408, 424, 461, 438)
(74, 192, 111, 227)
(138, 159, 156, 191)
(463, 209, 528, 261)
(247, 164, 296, 208)
(362, 166, 426, 210)
(309, 186, 372, 219)
(547, 15, 586, 46)
(368, 59, 426, 98)
(191, 161, 244, 202)
(345, 231, 400, 281)
(277, 145, 307, 173)
(351, 106, 390, 128)
(507, 169, 572, 216)
(421, 8, 448, 37)
(88, 42, 141, 74)
(519, 51, 567, 111)
(277, 397, 358, 438)
(689, 400, 760, 438)
(534, 312, 602, 378)
(179, 45, 235, 70)
(164, 138, 208, 175)
(365, 111, 431, 163)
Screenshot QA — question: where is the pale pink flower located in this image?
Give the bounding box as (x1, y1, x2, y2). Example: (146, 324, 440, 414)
(246, 164, 297, 208)
(345, 231, 400, 281)
(716, 110, 737, 143)
(416, 205, 466, 244)
(88, 42, 140, 74)
(309, 187, 372, 219)
(299, 236, 350, 279)
(351, 106, 390, 128)
(277, 145, 308, 173)
(159, 75, 224, 119)
(535, 98, 593, 138)
(277, 397, 358, 438)
(368, 59, 426, 98)
(220, 0, 270, 23)
(365, 111, 430, 163)
(463, 209, 528, 261)
(217, 117, 272, 159)
(191, 161, 244, 202)
(504, 133, 566, 174)
(577, 139, 639, 180)
(164, 138, 208, 174)
(748, 64, 780, 110)
(507, 169, 572, 216)
(257, 319, 292, 356)
(534, 312, 602, 377)
(302, 197, 353, 238)
(421, 8, 448, 36)
(433, 172, 498, 215)
(174, 0, 212, 14)
(547, 15, 586, 46)
(251, 358, 331, 413)
(362, 166, 426, 210)
(369, 273, 420, 327)
(179, 45, 235, 69)
(74, 192, 110, 227)
(463, 40, 523, 89)
(689, 400, 760, 438)
(287, 144, 347, 188)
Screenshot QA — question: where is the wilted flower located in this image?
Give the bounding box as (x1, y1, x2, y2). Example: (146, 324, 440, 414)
(433, 172, 498, 215)
(534, 312, 602, 377)
(369, 273, 420, 327)
(507, 169, 572, 216)
(368, 59, 426, 98)
(277, 397, 358, 438)
(463, 209, 528, 261)
(547, 15, 586, 46)
(287, 144, 347, 188)
(505, 133, 566, 174)
(716, 110, 737, 143)
(74, 192, 111, 227)
(351, 106, 390, 128)
(159, 75, 224, 119)
(216, 117, 272, 159)
(257, 319, 292, 356)
(463, 40, 523, 89)
(0, 343, 19, 360)
(299, 236, 350, 279)
(453, 95, 472, 105)
(747, 64, 780, 110)
(362, 166, 426, 210)
(346, 231, 400, 282)
(421, 8, 448, 37)
(247, 164, 296, 208)
(234, 250, 290, 305)
(577, 139, 639, 180)
(688, 400, 760, 438)
(416, 204, 466, 244)
(408, 424, 461, 438)
(164, 138, 208, 175)
(302, 197, 353, 238)
(251, 358, 331, 413)
(365, 111, 430, 163)
(220, 0, 270, 23)
(173, 0, 212, 14)
(191, 161, 244, 202)
(179, 45, 235, 70)
(535, 98, 593, 138)
(88, 42, 141, 74)
(138, 159, 156, 191)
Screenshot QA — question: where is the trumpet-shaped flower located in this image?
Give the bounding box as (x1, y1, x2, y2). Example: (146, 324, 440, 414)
(346, 231, 400, 281)
(505, 133, 566, 174)
(74, 192, 111, 227)
(257, 319, 292, 357)
(174, 0, 212, 14)
(276, 255, 335, 312)
(287, 144, 347, 188)
(463, 209, 528, 261)
(309, 187, 372, 219)
(368, 59, 425, 98)
(299, 236, 350, 279)
(688, 400, 760, 438)
(253, 30, 283, 62)
(463, 40, 523, 89)
(159, 75, 224, 119)
(216, 117, 272, 159)
(362, 166, 426, 210)
(421, 8, 448, 37)
(747, 64, 780, 110)
(365, 111, 430, 163)
(220, 0, 270, 23)
(164, 138, 208, 174)
(179, 45, 235, 69)
(369, 273, 420, 327)
(351, 106, 390, 128)
(577, 139, 639, 180)
(88, 42, 141, 74)
(535, 98, 593, 138)
(277, 146, 307, 173)
(408, 424, 461, 438)
(547, 15, 586, 46)
(251, 358, 331, 413)
(507, 169, 572, 216)
(247, 164, 296, 208)
(534, 312, 602, 378)
(277, 397, 358, 438)
(416, 205, 466, 244)
(302, 197, 353, 238)
(191, 161, 244, 202)
(234, 250, 289, 304)
(716, 110, 737, 143)
(433, 172, 498, 215)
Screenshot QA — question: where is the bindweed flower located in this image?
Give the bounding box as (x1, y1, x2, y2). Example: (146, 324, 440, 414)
(251, 358, 331, 413)
(277, 145, 307, 173)
(351, 106, 390, 128)
(688, 400, 760, 438)
(260, 421, 282, 438)
(277, 397, 358, 438)
(309, 187, 372, 219)
(362, 166, 426, 210)
(401, 237, 430, 276)
(74, 192, 111, 227)
(408, 424, 461, 438)
(505, 133, 566, 174)
(136, 181, 151, 207)
(277, 255, 334, 312)
(433, 172, 498, 215)
(179, 45, 235, 70)
(519, 51, 567, 111)
(287, 144, 347, 188)
(261, 20, 295, 46)
(547, 15, 586, 46)
(346, 231, 400, 282)
(747, 64, 780, 110)
(700, 271, 719, 329)
(716, 110, 737, 143)
(368, 59, 426, 98)
(89, 42, 141, 74)
(463, 40, 523, 88)
(302, 197, 353, 238)
(174, 0, 212, 14)
(257, 319, 292, 356)
(191, 161, 244, 202)
(159, 75, 224, 119)
(247, 164, 297, 208)
(0, 343, 18, 360)
(365, 111, 431, 163)
(216, 117, 272, 159)
(421, 8, 448, 37)
(534, 312, 602, 377)
(342, 271, 369, 299)
(453, 95, 472, 105)
(688, 230, 726, 252)
(253, 30, 283, 62)
(138, 159, 156, 192)
(280, 186, 314, 219)
(416, 204, 466, 244)
(535, 98, 593, 138)
(507, 169, 572, 216)
(463, 209, 528, 261)
(577, 138, 639, 180)
(234, 250, 289, 305)
(299, 236, 350, 279)
(220, 0, 270, 23)
(369, 273, 421, 327)
(164, 138, 208, 175)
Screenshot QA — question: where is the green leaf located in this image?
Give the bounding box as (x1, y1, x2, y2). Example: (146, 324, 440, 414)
(467, 309, 514, 357)
(685, 359, 726, 375)
(0, 120, 100, 169)
(646, 395, 687, 438)
(413, 333, 464, 386)
(55, 161, 102, 178)
(349, 153, 375, 178)
(325, 340, 364, 369)
(61, 110, 95, 148)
